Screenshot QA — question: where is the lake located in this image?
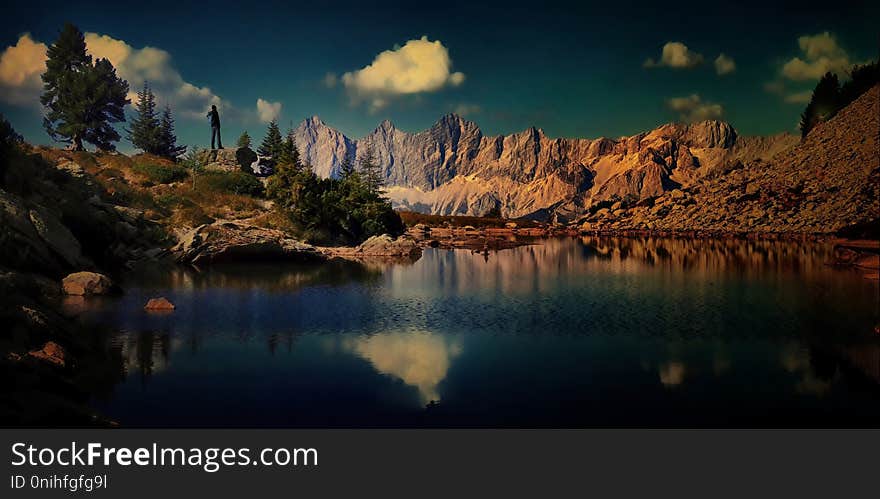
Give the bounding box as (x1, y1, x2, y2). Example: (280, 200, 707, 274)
(68, 237, 880, 427)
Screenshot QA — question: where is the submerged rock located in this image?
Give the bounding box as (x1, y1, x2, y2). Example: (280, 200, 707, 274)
(61, 271, 115, 296)
(28, 341, 67, 367)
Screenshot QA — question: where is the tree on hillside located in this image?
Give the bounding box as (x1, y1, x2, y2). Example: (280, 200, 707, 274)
(237, 131, 252, 149)
(258, 120, 283, 159)
(158, 105, 187, 158)
(278, 129, 301, 167)
(127, 82, 161, 153)
(358, 147, 384, 194)
(799, 61, 879, 139)
(339, 154, 356, 180)
(41, 23, 129, 151)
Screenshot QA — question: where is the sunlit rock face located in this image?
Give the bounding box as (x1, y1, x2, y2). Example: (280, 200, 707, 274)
(293, 114, 796, 219)
(342, 331, 462, 404)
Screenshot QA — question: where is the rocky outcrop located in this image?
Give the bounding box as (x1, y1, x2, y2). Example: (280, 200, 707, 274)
(173, 221, 325, 265)
(0, 191, 92, 274)
(27, 341, 67, 367)
(325, 234, 422, 260)
(61, 271, 115, 296)
(196, 148, 242, 172)
(578, 85, 880, 234)
(292, 113, 798, 219)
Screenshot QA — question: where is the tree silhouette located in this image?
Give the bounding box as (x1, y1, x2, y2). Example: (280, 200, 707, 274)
(41, 23, 129, 151)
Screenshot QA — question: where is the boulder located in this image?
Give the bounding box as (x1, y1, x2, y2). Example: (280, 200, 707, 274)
(173, 222, 325, 265)
(144, 297, 175, 310)
(61, 271, 115, 296)
(354, 234, 422, 257)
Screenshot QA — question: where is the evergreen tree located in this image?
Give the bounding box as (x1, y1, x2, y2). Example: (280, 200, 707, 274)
(236, 131, 252, 149)
(339, 153, 357, 180)
(41, 23, 129, 151)
(258, 120, 283, 159)
(278, 129, 301, 167)
(358, 147, 384, 194)
(799, 72, 840, 139)
(127, 82, 161, 153)
(158, 104, 187, 158)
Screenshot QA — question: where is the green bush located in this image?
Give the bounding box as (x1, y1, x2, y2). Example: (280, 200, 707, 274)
(132, 163, 188, 184)
(236, 147, 257, 173)
(202, 171, 264, 197)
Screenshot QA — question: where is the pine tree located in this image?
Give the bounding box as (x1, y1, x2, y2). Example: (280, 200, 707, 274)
(41, 23, 129, 151)
(358, 147, 384, 194)
(278, 129, 301, 167)
(258, 120, 283, 159)
(236, 131, 252, 149)
(799, 72, 840, 139)
(339, 153, 357, 179)
(127, 82, 161, 153)
(158, 104, 187, 158)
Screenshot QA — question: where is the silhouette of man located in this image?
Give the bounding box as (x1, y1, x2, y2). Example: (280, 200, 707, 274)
(207, 105, 222, 149)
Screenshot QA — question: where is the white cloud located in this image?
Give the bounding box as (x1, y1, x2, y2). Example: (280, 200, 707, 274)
(781, 31, 852, 81)
(666, 94, 724, 122)
(256, 98, 282, 123)
(714, 54, 736, 75)
(0, 31, 229, 120)
(453, 103, 481, 116)
(0, 34, 48, 106)
(83, 32, 223, 119)
(644, 42, 704, 69)
(341, 36, 465, 111)
(784, 90, 813, 104)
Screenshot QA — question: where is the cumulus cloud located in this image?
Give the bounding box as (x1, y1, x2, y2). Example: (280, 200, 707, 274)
(781, 31, 852, 81)
(0, 34, 48, 106)
(453, 103, 481, 116)
(643, 42, 704, 69)
(783, 90, 813, 104)
(256, 98, 282, 123)
(666, 94, 724, 122)
(714, 53, 736, 75)
(0, 31, 229, 120)
(83, 32, 224, 119)
(341, 36, 465, 112)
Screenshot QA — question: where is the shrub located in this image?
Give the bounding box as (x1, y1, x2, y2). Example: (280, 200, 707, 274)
(132, 163, 188, 184)
(202, 171, 264, 197)
(236, 147, 257, 173)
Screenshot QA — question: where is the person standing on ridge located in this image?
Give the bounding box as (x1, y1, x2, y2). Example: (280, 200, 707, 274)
(207, 105, 222, 149)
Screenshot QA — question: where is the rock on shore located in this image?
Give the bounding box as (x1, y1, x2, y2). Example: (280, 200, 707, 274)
(173, 221, 325, 265)
(61, 272, 115, 296)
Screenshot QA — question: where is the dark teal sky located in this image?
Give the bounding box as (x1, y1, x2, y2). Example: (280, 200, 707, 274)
(1, 1, 878, 151)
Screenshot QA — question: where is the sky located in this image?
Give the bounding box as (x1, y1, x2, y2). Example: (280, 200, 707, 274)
(1, 1, 878, 152)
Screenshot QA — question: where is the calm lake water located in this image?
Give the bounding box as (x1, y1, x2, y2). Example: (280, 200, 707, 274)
(68, 237, 880, 427)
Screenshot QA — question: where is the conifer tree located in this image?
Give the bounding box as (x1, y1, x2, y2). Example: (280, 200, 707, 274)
(358, 147, 384, 194)
(127, 82, 161, 153)
(41, 23, 129, 151)
(258, 120, 283, 159)
(158, 104, 187, 158)
(278, 129, 301, 168)
(339, 153, 357, 179)
(236, 131, 252, 149)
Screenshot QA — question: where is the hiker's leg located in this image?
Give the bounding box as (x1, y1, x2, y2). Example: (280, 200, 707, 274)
(211, 127, 216, 149)
(217, 128, 222, 149)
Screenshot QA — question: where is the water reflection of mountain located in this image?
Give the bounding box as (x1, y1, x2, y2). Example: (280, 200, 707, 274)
(124, 259, 384, 293)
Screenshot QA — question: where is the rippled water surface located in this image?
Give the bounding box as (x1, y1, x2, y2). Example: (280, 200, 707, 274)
(71, 237, 880, 427)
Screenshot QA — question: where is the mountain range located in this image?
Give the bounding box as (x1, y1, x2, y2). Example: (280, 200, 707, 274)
(292, 113, 798, 221)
